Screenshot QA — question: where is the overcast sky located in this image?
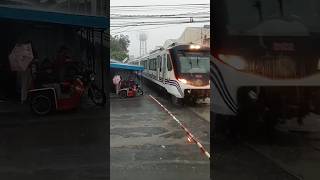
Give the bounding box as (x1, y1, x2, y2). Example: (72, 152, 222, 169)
(110, 0, 210, 58)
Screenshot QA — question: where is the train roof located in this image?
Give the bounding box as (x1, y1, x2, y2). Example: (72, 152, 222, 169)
(130, 42, 209, 62)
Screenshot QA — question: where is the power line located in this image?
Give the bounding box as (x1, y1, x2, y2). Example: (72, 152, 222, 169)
(111, 13, 210, 26)
(110, 3, 210, 36)
(111, 6, 209, 9)
(110, 20, 210, 28)
(111, 11, 209, 16)
(111, 14, 209, 19)
(111, 8, 209, 12)
(111, 19, 210, 26)
(111, 8, 209, 13)
(111, 25, 173, 35)
(111, 17, 209, 25)
(111, 11, 209, 18)
(111, 26, 139, 35)
(110, 3, 209, 8)
(110, 11, 210, 28)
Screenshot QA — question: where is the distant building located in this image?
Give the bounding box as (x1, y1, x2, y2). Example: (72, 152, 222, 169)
(176, 25, 210, 47)
(136, 25, 211, 59)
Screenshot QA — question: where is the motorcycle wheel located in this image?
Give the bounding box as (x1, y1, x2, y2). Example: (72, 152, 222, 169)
(88, 84, 106, 106)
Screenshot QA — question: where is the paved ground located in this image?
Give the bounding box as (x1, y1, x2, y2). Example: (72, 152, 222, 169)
(248, 114, 320, 180)
(110, 85, 210, 180)
(0, 98, 108, 180)
(213, 113, 320, 180)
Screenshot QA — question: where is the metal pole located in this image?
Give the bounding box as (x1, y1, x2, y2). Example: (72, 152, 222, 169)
(86, 29, 90, 66)
(100, 30, 105, 100)
(91, 29, 95, 73)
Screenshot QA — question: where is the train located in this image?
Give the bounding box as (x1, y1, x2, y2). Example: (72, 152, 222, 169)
(129, 41, 210, 104)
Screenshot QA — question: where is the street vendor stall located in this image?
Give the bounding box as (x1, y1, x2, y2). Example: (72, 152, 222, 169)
(110, 60, 144, 98)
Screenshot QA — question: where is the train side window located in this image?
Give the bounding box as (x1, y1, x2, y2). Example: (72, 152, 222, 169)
(150, 59, 153, 70)
(167, 55, 172, 71)
(158, 56, 162, 72)
(153, 58, 156, 70)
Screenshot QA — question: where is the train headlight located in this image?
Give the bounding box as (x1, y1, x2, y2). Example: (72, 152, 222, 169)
(178, 78, 188, 84)
(217, 54, 248, 70)
(190, 44, 201, 50)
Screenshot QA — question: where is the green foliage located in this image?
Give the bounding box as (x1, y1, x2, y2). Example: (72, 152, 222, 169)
(110, 34, 130, 61)
(111, 51, 128, 61)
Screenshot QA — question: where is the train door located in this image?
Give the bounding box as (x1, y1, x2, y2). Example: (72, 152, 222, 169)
(161, 54, 166, 83)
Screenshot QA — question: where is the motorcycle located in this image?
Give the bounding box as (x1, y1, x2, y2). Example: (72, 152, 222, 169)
(77, 64, 106, 106)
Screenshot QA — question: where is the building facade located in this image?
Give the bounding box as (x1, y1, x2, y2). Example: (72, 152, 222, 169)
(177, 25, 210, 47)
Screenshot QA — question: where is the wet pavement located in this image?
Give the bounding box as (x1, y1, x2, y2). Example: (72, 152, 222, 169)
(110, 85, 210, 180)
(247, 114, 320, 180)
(213, 113, 320, 180)
(0, 99, 108, 180)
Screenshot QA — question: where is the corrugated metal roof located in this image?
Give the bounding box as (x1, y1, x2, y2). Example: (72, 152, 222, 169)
(110, 61, 144, 71)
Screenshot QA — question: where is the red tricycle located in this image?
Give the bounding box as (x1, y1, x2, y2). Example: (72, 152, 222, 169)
(117, 79, 143, 98)
(27, 62, 106, 115)
(27, 78, 85, 115)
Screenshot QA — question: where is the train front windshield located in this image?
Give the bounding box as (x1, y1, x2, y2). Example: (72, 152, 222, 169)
(177, 52, 210, 74)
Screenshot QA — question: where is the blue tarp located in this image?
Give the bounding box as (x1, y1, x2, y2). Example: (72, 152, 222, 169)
(0, 6, 108, 29)
(110, 62, 144, 71)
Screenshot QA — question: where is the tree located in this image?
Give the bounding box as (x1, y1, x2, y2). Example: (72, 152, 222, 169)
(110, 34, 130, 61)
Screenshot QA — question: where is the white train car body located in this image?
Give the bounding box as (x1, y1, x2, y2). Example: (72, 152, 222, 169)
(130, 43, 210, 102)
